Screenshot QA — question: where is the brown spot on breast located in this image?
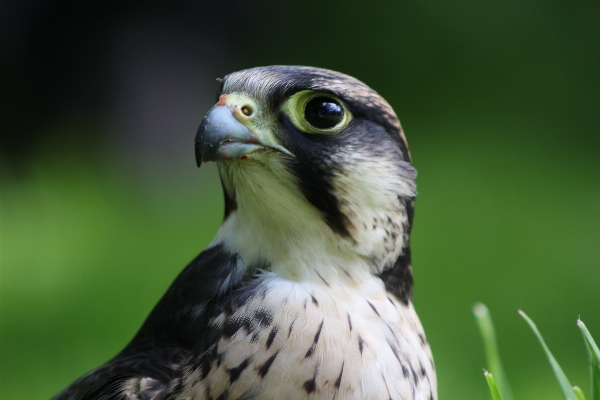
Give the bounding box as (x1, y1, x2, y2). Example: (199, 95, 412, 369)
(222, 316, 251, 339)
(303, 368, 318, 394)
(305, 320, 324, 358)
(401, 364, 409, 378)
(228, 357, 251, 383)
(253, 309, 273, 328)
(341, 268, 352, 279)
(311, 295, 319, 307)
(303, 378, 316, 394)
(215, 391, 228, 400)
(288, 316, 297, 338)
(266, 326, 278, 349)
(334, 362, 344, 389)
(315, 271, 330, 287)
(367, 301, 380, 317)
(257, 351, 278, 378)
(347, 313, 352, 332)
(410, 365, 419, 384)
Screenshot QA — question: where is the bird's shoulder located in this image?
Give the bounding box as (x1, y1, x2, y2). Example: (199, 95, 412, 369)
(52, 348, 188, 400)
(53, 244, 252, 400)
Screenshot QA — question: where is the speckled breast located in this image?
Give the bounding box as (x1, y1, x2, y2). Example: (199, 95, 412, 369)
(180, 277, 436, 400)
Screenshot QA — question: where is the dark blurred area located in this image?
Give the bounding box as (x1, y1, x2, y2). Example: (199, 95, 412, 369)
(1, 2, 599, 399)
(1, 2, 236, 180)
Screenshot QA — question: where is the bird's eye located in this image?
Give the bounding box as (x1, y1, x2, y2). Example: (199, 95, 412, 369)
(304, 97, 344, 129)
(283, 91, 351, 134)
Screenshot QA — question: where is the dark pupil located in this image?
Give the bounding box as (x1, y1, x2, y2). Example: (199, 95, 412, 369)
(304, 97, 343, 129)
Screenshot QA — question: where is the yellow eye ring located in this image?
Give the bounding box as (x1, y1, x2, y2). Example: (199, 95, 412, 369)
(283, 90, 351, 134)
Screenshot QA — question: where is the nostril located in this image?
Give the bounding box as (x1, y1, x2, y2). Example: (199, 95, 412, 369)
(241, 105, 253, 117)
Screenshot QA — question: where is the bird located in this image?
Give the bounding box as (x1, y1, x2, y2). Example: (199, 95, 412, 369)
(54, 66, 437, 400)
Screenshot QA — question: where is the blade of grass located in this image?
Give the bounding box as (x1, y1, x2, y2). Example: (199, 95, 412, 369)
(484, 370, 504, 400)
(592, 363, 600, 400)
(573, 386, 586, 400)
(519, 310, 579, 400)
(474, 303, 514, 400)
(577, 320, 600, 400)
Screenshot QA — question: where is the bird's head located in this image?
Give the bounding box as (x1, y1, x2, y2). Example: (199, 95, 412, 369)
(195, 66, 416, 290)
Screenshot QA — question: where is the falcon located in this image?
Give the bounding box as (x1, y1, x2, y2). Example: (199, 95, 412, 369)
(54, 66, 437, 400)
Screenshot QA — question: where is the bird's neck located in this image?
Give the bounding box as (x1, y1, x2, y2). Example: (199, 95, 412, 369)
(211, 195, 408, 288)
(213, 209, 376, 285)
(211, 160, 414, 286)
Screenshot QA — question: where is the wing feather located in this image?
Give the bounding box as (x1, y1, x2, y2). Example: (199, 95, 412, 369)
(54, 244, 247, 400)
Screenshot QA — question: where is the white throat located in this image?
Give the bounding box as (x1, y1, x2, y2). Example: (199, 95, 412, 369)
(210, 160, 375, 285)
(210, 155, 414, 286)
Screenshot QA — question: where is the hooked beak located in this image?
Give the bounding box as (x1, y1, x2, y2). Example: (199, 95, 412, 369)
(194, 99, 292, 167)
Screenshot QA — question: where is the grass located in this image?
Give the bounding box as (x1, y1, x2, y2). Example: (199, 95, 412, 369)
(474, 304, 600, 400)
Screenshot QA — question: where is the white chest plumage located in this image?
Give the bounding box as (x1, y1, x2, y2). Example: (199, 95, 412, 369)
(181, 275, 436, 400)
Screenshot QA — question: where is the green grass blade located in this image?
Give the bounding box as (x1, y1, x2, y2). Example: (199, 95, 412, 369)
(519, 310, 579, 400)
(573, 386, 586, 400)
(484, 370, 504, 400)
(592, 363, 600, 400)
(577, 320, 600, 400)
(473, 303, 514, 400)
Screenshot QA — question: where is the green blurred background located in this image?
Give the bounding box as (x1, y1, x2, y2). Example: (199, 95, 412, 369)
(1, 2, 599, 399)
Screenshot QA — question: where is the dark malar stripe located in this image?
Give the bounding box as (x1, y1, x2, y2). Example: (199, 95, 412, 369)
(280, 121, 355, 239)
(221, 175, 237, 220)
(376, 197, 415, 305)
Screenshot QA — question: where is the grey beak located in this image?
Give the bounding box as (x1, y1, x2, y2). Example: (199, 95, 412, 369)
(194, 104, 259, 168)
